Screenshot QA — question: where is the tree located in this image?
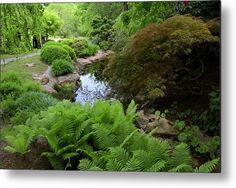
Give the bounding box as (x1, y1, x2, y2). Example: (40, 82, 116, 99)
(43, 9, 62, 38)
(0, 4, 45, 54)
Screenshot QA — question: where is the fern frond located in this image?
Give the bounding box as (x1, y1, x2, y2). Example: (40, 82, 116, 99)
(108, 147, 130, 166)
(78, 159, 102, 171)
(120, 130, 138, 148)
(126, 100, 137, 122)
(147, 160, 166, 172)
(122, 157, 142, 172)
(106, 159, 123, 171)
(168, 143, 192, 169)
(168, 163, 193, 172)
(194, 158, 219, 173)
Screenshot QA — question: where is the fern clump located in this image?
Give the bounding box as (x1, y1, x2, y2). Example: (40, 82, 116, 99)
(3, 99, 219, 172)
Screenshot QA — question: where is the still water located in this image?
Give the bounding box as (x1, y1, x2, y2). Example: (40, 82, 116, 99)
(75, 73, 111, 105)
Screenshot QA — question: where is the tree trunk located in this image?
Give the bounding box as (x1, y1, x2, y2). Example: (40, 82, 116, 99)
(123, 2, 128, 11)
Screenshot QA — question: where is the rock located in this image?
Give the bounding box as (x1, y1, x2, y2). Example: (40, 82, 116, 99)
(135, 110, 177, 137)
(41, 77, 49, 85)
(42, 85, 56, 93)
(26, 63, 35, 67)
(32, 73, 43, 81)
(57, 72, 80, 85)
(136, 110, 149, 128)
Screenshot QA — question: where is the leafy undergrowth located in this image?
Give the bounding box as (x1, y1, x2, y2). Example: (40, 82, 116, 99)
(1, 99, 219, 172)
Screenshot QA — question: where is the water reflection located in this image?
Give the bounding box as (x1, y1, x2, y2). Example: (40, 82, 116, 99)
(75, 73, 111, 105)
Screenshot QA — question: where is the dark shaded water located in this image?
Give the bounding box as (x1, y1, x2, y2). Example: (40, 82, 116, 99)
(75, 73, 112, 105)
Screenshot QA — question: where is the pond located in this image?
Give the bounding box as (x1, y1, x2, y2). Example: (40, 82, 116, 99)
(75, 72, 112, 105)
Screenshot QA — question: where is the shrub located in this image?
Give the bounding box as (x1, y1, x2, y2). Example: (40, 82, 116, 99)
(71, 38, 89, 57)
(42, 41, 76, 60)
(61, 44, 76, 60)
(41, 41, 59, 50)
(51, 59, 74, 77)
(80, 43, 100, 57)
(207, 17, 220, 36)
(103, 15, 219, 103)
(60, 38, 74, 46)
(41, 45, 71, 65)
(90, 16, 114, 49)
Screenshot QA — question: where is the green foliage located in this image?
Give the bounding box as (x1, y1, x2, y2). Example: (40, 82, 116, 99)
(176, 125, 220, 159)
(90, 16, 114, 49)
(61, 45, 76, 60)
(41, 45, 71, 64)
(1, 72, 57, 125)
(194, 158, 219, 173)
(113, 2, 177, 36)
(42, 41, 76, 60)
(81, 42, 100, 57)
(53, 83, 76, 100)
(71, 38, 99, 57)
(103, 15, 219, 103)
(51, 59, 74, 77)
(193, 90, 220, 135)
(43, 9, 62, 37)
(44, 3, 79, 38)
(0, 81, 24, 100)
(0, 4, 45, 54)
(3, 99, 218, 172)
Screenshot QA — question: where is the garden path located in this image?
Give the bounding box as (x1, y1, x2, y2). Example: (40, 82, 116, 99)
(0, 52, 40, 65)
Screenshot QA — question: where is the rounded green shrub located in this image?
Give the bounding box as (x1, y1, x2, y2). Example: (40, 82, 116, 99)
(80, 43, 100, 57)
(60, 38, 74, 46)
(71, 38, 89, 57)
(61, 44, 76, 60)
(51, 59, 74, 77)
(41, 45, 71, 65)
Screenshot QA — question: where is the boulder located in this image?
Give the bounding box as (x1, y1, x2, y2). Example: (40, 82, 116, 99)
(42, 85, 56, 93)
(136, 110, 177, 137)
(57, 72, 80, 85)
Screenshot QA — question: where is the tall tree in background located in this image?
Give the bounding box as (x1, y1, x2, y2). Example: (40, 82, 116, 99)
(0, 4, 45, 54)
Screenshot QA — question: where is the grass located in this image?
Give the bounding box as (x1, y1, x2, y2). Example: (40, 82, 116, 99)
(0, 55, 48, 82)
(1, 49, 40, 59)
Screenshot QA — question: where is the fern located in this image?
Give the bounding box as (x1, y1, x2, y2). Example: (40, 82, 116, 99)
(167, 143, 192, 169)
(78, 159, 102, 171)
(194, 158, 219, 173)
(147, 160, 166, 172)
(169, 163, 193, 172)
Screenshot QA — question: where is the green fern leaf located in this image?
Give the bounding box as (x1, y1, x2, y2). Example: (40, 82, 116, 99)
(194, 158, 219, 173)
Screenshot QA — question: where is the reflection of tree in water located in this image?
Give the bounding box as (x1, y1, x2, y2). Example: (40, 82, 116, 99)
(75, 73, 112, 105)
